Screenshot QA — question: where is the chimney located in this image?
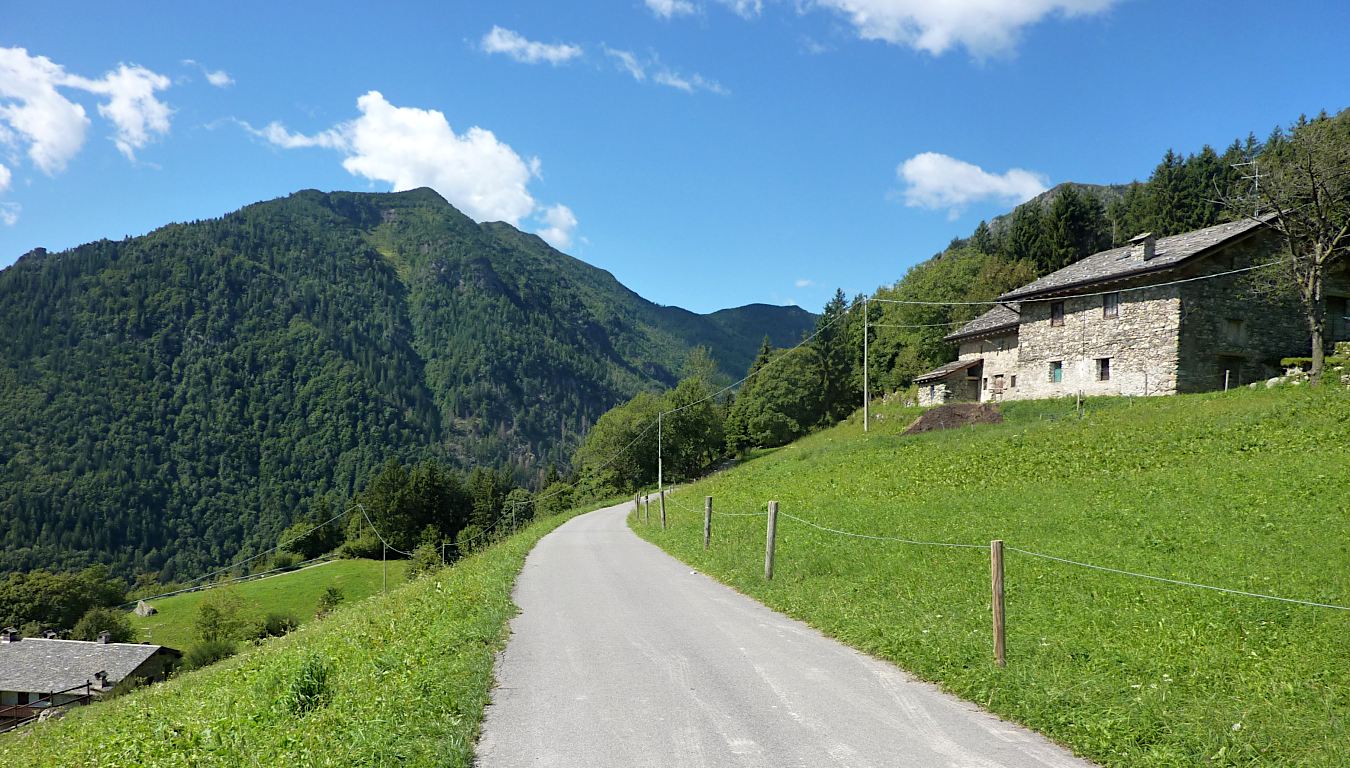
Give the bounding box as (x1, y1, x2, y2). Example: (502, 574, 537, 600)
(0, 627, 18, 643)
(93, 670, 109, 689)
(1129, 232, 1157, 260)
(97, 630, 112, 644)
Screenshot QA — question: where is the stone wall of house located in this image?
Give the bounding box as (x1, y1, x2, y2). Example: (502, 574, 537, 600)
(1009, 284, 1182, 400)
(958, 333, 1019, 401)
(917, 381, 948, 407)
(1176, 236, 1305, 391)
(917, 371, 980, 406)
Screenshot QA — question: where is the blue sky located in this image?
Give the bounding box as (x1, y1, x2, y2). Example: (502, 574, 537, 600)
(1, 1, 1346, 313)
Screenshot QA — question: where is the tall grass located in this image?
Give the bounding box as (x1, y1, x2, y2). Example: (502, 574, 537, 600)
(636, 386, 1350, 767)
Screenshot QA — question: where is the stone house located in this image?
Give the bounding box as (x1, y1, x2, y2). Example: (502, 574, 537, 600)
(915, 219, 1350, 405)
(0, 629, 180, 729)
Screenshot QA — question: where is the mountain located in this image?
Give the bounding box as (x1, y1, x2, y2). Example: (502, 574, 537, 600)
(986, 181, 1128, 234)
(0, 188, 815, 579)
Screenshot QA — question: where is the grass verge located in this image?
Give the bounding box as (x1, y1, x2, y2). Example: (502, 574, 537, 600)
(1, 506, 592, 766)
(131, 558, 411, 651)
(634, 386, 1350, 767)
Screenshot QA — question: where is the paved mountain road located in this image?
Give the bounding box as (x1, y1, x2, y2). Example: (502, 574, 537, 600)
(475, 499, 1094, 768)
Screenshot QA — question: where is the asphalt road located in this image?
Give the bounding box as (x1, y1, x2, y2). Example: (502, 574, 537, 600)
(475, 499, 1095, 768)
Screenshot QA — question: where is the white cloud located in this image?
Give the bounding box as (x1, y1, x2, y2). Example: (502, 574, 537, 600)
(537, 203, 578, 249)
(721, 0, 764, 18)
(794, 278, 814, 288)
(645, 0, 697, 18)
(0, 163, 10, 193)
(183, 59, 235, 88)
(898, 152, 1047, 218)
(254, 91, 576, 243)
(481, 26, 583, 65)
(604, 47, 727, 94)
(0, 47, 172, 174)
(0, 202, 18, 226)
(813, 0, 1118, 57)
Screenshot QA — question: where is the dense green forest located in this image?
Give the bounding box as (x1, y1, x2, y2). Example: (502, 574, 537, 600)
(0, 188, 814, 579)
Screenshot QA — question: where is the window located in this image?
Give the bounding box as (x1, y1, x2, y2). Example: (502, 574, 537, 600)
(1010, 375, 1017, 388)
(1049, 361, 1063, 383)
(1103, 292, 1119, 319)
(1224, 318, 1246, 345)
(1096, 357, 1111, 382)
(982, 377, 988, 391)
(1050, 301, 1065, 327)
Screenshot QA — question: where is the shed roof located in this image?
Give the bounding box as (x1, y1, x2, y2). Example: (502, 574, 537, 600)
(998, 218, 1267, 301)
(913, 358, 981, 384)
(945, 304, 1020, 342)
(0, 638, 178, 694)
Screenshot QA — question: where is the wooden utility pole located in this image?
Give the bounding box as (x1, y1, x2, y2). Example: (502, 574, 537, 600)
(863, 297, 869, 433)
(764, 501, 779, 580)
(703, 496, 712, 550)
(382, 543, 387, 594)
(991, 539, 1006, 667)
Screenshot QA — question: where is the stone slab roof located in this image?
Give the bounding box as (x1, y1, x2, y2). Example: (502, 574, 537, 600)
(998, 218, 1266, 301)
(945, 304, 1020, 342)
(0, 638, 178, 694)
(913, 358, 981, 384)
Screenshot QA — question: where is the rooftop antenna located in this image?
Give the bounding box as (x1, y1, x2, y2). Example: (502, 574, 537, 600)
(1231, 159, 1262, 218)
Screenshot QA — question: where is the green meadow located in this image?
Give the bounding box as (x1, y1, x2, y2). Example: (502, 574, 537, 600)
(0, 507, 593, 766)
(636, 386, 1350, 767)
(130, 558, 410, 652)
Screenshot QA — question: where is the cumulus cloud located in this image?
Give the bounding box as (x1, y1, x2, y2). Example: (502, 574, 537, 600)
(0, 202, 18, 226)
(604, 47, 728, 94)
(721, 0, 764, 18)
(183, 59, 235, 88)
(0, 47, 172, 174)
(481, 26, 583, 65)
(252, 91, 577, 246)
(898, 152, 1047, 218)
(813, 0, 1118, 57)
(645, 0, 697, 18)
(0, 163, 10, 194)
(794, 278, 814, 288)
(537, 203, 578, 249)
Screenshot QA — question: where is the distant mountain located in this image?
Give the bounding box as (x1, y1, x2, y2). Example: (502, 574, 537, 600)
(0, 189, 814, 578)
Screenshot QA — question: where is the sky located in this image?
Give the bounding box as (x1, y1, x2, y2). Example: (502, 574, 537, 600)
(1, 1, 1347, 313)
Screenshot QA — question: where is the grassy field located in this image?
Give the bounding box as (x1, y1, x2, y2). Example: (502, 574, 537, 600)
(131, 558, 411, 651)
(1, 504, 599, 766)
(635, 386, 1350, 767)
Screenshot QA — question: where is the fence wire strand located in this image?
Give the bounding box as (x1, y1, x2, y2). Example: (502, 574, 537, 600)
(778, 511, 986, 549)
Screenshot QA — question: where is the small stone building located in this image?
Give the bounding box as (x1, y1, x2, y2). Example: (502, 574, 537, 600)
(917, 219, 1350, 403)
(0, 629, 180, 729)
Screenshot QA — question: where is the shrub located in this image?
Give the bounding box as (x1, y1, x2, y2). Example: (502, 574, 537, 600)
(194, 589, 252, 642)
(70, 607, 136, 643)
(254, 612, 299, 640)
(271, 551, 301, 571)
(183, 638, 237, 670)
(314, 586, 344, 619)
(278, 653, 332, 716)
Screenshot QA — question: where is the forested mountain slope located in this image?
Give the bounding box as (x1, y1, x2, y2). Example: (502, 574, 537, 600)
(0, 188, 814, 578)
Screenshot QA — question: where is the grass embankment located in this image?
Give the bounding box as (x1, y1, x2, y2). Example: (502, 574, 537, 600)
(635, 387, 1350, 767)
(2, 507, 592, 766)
(132, 558, 410, 650)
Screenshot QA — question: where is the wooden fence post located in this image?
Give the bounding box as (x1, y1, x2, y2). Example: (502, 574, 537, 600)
(765, 501, 778, 580)
(634, 494, 640, 519)
(703, 496, 712, 550)
(644, 495, 649, 524)
(660, 490, 667, 530)
(991, 539, 1006, 667)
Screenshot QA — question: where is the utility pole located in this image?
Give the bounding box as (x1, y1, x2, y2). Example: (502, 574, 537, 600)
(863, 297, 870, 433)
(657, 411, 663, 494)
(382, 543, 387, 593)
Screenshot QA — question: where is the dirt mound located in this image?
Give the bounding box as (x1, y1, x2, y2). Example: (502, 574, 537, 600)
(902, 402, 1003, 435)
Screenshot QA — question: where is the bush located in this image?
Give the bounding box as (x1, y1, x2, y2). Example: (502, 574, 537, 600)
(183, 638, 237, 670)
(271, 551, 301, 571)
(278, 653, 333, 716)
(1280, 355, 1349, 369)
(194, 589, 252, 642)
(315, 586, 344, 619)
(254, 612, 299, 640)
(70, 607, 136, 643)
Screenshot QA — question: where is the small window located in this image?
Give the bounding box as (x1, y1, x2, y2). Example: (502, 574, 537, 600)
(982, 377, 988, 391)
(1010, 375, 1017, 388)
(1224, 319, 1246, 345)
(1050, 301, 1065, 327)
(1103, 292, 1119, 319)
(1049, 361, 1063, 383)
(1096, 357, 1111, 381)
